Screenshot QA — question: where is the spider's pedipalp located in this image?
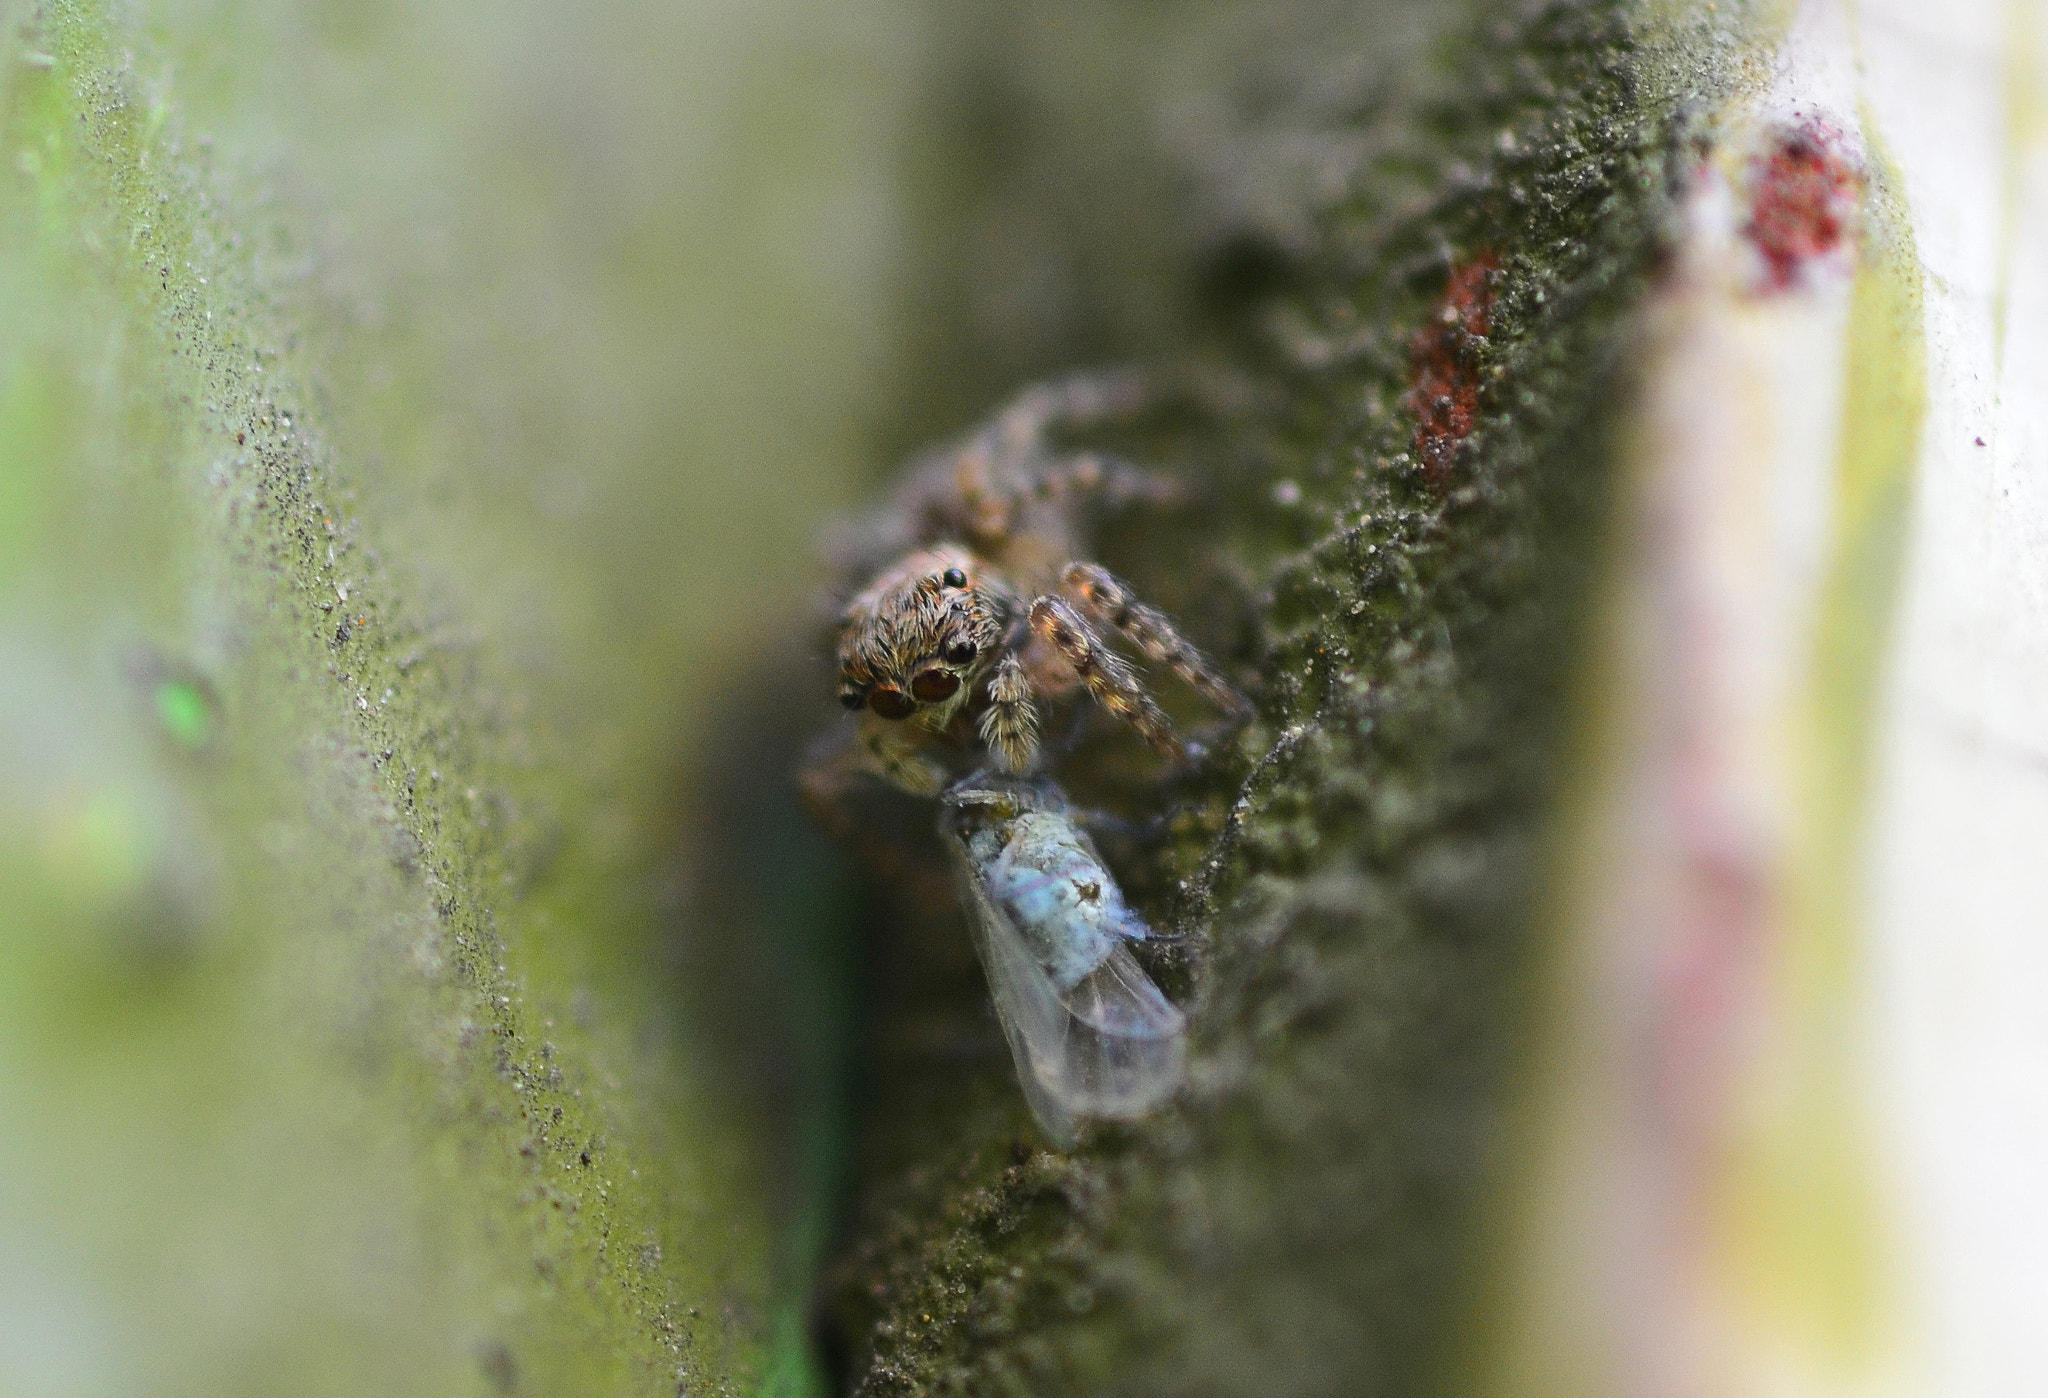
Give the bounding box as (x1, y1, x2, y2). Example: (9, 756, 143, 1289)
(1028, 595, 1180, 756)
(1060, 563, 1252, 721)
(978, 651, 1040, 773)
(797, 721, 946, 832)
(858, 721, 949, 797)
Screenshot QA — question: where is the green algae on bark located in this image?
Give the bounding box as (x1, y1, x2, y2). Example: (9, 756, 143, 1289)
(820, 2, 1748, 1393)
(0, 6, 781, 1392)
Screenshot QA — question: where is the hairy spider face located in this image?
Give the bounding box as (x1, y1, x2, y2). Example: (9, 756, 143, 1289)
(836, 545, 1010, 726)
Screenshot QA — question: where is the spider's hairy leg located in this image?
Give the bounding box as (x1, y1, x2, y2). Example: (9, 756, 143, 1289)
(977, 651, 1040, 773)
(853, 719, 948, 797)
(1028, 595, 1180, 756)
(986, 373, 1160, 497)
(1024, 451, 1183, 513)
(796, 748, 856, 834)
(798, 722, 944, 824)
(798, 727, 876, 838)
(992, 371, 1154, 453)
(1060, 563, 1252, 720)
(939, 373, 1167, 545)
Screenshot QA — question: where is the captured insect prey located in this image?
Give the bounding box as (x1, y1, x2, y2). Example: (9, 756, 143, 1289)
(941, 775, 1187, 1147)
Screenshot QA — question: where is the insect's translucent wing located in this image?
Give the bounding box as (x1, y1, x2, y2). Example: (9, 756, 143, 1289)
(950, 844, 1186, 1145)
(951, 847, 1080, 1147)
(1052, 942, 1186, 1121)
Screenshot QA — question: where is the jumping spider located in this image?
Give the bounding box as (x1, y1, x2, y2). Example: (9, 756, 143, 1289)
(811, 375, 1250, 800)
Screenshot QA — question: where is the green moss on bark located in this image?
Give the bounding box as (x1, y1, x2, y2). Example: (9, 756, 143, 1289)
(1, 5, 779, 1392)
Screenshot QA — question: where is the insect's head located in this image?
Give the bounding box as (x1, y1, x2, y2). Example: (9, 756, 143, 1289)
(837, 546, 1005, 723)
(941, 774, 1055, 822)
(939, 777, 1068, 859)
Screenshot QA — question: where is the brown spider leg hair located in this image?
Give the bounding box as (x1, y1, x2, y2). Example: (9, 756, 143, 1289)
(1059, 562, 1253, 720)
(855, 720, 948, 797)
(995, 375, 1175, 508)
(949, 449, 1178, 549)
(796, 722, 941, 826)
(1024, 451, 1183, 512)
(910, 374, 1165, 550)
(977, 651, 1040, 773)
(1028, 595, 1180, 756)
(950, 374, 1159, 538)
(990, 372, 1153, 453)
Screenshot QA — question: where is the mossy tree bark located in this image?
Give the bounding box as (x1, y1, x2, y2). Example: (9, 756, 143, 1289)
(2, 2, 828, 1393)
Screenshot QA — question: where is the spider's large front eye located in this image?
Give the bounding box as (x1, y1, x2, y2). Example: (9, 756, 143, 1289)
(868, 687, 915, 720)
(942, 567, 967, 588)
(910, 668, 960, 703)
(942, 638, 977, 665)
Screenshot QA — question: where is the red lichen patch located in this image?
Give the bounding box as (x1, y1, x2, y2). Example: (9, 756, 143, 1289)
(1408, 253, 1497, 488)
(1741, 120, 1862, 293)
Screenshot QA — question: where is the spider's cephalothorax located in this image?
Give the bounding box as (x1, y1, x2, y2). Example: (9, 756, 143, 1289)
(817, 376, 1250, 799)
(837, 544, 1015, 731)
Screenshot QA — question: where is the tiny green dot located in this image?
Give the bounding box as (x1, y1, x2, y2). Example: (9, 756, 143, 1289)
(155, 679, 212, 751)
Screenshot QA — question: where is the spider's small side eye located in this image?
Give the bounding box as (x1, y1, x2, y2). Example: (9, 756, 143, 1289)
(942, 567, 968, 589)
(839, 689, 866, 711)
(942, 639, 978, 665)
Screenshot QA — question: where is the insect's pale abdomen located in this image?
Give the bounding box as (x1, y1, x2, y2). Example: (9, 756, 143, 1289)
(978, 811, 1135, 990)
